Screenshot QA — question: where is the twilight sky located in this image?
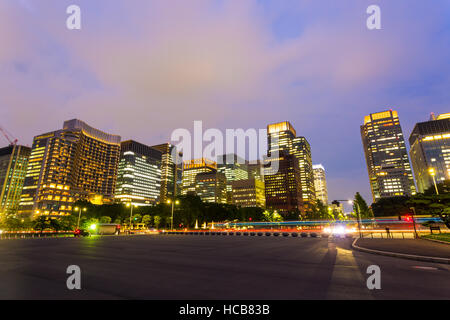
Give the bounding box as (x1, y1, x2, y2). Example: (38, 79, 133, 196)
(1, 0, 450, 205)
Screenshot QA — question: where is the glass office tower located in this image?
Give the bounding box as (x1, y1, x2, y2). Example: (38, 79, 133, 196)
(361, 110, 416, 201)
(115, 140, 162, 206)
(0, 145, 31, 215)
(409, 113, 450, 193)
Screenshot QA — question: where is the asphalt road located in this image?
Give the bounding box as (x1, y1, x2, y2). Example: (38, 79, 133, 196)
(0, 234, 449, 299)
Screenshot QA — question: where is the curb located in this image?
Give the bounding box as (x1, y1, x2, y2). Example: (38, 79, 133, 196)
(351, 238, 450, 265)
(419, 237, 450, 246)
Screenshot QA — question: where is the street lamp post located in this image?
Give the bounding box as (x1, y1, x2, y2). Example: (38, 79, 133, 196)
(428, 168, 439, 195)
(170, 150, 183, 231)
(126, 202, 135, 231)
(74, 207, 87, 229)
(409, 207, 419, 239)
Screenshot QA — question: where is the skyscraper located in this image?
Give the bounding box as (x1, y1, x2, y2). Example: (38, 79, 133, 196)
(195, 171, 227, 203)
(217, 154, 249, 192)
(264, 151, 302, 214)
(0, 145, 31, 215)
(313, 164, 328, 204)
(151, 143, 181, 202)
(361, 110, 416, 201)
(231, 178, 265, 208)
(265, 121, 315, 214)
(181, 158, 217, 195)
(409, 113, 450, 193)
(115, 140, 162, 206)
(18, 119, 121, 217)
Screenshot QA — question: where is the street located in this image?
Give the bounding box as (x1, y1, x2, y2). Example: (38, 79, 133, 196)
(0, 235, 449, 299)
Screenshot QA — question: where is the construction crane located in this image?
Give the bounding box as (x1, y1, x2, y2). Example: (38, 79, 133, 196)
(0, 126, 18, 146)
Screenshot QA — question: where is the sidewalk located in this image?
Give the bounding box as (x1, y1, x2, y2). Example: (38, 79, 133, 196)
(352, 238, 450, 264)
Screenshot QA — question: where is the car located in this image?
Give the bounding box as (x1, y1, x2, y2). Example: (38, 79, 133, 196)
(74, 228, 90, 237)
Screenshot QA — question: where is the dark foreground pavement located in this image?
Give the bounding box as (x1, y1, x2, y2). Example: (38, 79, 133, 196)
(0, 235, 449, 299)
(355, 238, 450, 259)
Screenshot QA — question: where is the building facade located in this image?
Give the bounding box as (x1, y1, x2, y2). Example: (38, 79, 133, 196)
(217, 154, 249, 194)
(264, 152, 303, 214)
(195, 171, 227, 203)
(313, 164, 328, 204)
(265, 121, 315, 214)
(151, 143, 182, 202)
(409, 113, 450, 193)
(0, 145, 31, 215)
(181, 158, 217, 195)
(18, 119, 121, 217)
(361, 110, 416, 201)
(231, 178, 265, 208)
(115, 140, 162, 206)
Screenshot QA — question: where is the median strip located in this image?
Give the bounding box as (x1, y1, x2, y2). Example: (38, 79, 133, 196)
(351, 238, 450, 264)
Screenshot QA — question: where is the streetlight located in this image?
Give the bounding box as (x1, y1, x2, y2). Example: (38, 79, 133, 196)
(74, 207, 87, 229)
(409, 207, 419, 239)
(126, 202, 137, 231)
(169, 150, 183, 231)
(428, 167, 439, 195)
(167, 199, 180, 231)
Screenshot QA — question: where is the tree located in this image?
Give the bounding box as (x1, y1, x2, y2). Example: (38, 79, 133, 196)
(33, 216, 50, 233)
(354, 192, 373, 219)
(154, 216, 162, 229)
(408, 193, 450, 228)
(371, 196, 410, 217)
(100, 216, 112, 224)
(142, 215, 152, 227)
(263, 210, 283, 222)
(132, 214, 142, 224)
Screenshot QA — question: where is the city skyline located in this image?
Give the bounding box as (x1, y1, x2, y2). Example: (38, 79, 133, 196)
(1, 1, 450, 204)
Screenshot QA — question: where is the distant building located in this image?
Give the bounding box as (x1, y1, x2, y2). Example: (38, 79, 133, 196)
(231, 178, 265, 208)
(313, 164, 328, 204)
(264, 151, 303, 214)
(217, 154, 249, 193)
(195, 171, 227, 204)
(18, 119, 121, 217)
(181, 158, 217, 195)
(0, 145, 31, 215)
(409, 113, 450, 193)
(151, 143, 181, 202)
(247, 160, 264, 182)
(361, 110, 416, 201)
(265, 121, 315, 214)
(115, 140, 162, 206)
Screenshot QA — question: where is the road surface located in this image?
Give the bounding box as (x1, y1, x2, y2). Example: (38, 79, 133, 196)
(0, 235, 449, 299)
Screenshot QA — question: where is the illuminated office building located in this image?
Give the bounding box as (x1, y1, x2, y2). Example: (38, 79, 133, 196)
(313, 164, 328, 204)
(247, 160, 264, 182)
(266, 121, 315, 214)
(181, 158, 217, 195)
(231, 178, 265, 208)
(0, 145, 31, 215)
(151, 143, 181, 202)
(195, 171, 227, 203)
(409, 113, 450, 193)
(264, 152, 302, 214)
(217, 154, 249, 193)
(115, 140, 162, 206)
(18, 119, 121, 217)
(361, 110, 416, 201)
